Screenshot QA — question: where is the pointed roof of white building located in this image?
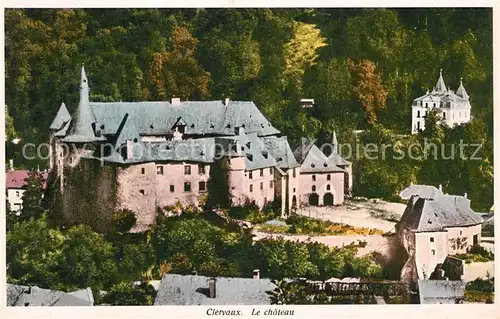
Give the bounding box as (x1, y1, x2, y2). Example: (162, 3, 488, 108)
(455, 77, 469, 100)
(433, 69, 447, 92)
(49, 102, 71, 131)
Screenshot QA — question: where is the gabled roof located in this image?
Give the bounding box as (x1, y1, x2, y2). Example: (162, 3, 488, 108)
(398, 194, 484, 232)
(399, 184, 443, 200)
(6, 170, 48, 190)
(7, 284, 94, 306)
(261, 136, 300, 169)
(49, 103, 71, 131)
(418, 280, 465, 304)
(299, 144, 344, 173)
(154, 274, 275, 305)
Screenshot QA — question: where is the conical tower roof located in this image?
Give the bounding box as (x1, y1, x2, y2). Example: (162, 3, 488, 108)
(433, 69, 447, 92)
(332, 131, 338, 154)
(455, 77, 469, 99)
(63, 66, 105, 143)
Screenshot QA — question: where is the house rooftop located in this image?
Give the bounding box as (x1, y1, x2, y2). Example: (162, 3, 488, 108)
(7, 284, 94, 306)
(6, 170, 48, 190)
(399, 184, 443, 200)
(398, 194, 484, 232)
(154, 274, 275, 305)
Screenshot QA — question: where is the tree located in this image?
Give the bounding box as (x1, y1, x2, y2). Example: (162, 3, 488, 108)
(7, 215, 65, 288)
(20, 170, 46, 220)
(282, 21, 327, 89)
(100, 281, 157, 305)
(347, 59, 388, 125)
(147, 26, 211, 100)
(57, 225, 118, 291)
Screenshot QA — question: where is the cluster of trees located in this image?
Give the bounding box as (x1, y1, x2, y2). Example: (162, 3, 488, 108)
(7, 175, 386, 305)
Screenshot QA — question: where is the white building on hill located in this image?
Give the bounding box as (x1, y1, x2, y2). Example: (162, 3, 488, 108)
(411, 70, 472, 134)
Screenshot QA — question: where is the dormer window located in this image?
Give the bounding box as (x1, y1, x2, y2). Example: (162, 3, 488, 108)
(246, 154, 253, 161)
(262, 151, 268, 159)
(210, 124, 214, 129)
(311, 163, 315, 168)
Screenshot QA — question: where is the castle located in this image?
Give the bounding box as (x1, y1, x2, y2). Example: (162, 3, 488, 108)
(411, 70, 472, 134)
(47, 67, 352, 231)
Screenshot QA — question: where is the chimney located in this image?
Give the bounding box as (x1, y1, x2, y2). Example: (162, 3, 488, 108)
(171, 97, 181, 106)
(253, 269, 260, 280)
(192, 270, 198, 276)
(208, 278, 216, 298)
(9, 159, 14, 171)
(464, 192, 468, 199)
(224, 98, 230, 106)
(439, 184, 443, 192)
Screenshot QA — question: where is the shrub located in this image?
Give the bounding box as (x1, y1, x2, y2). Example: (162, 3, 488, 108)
(286, 215, 384, 236)
(259, 224, 289, 233)
(111, 209, 137, 234)
(455, 245, 494, 263)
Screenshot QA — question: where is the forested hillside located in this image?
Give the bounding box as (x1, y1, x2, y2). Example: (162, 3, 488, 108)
(5, 8, 493, 210)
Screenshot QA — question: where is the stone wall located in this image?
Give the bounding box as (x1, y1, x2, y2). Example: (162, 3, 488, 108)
(298, 171, 344, 206)
(62, 158, 118, 233)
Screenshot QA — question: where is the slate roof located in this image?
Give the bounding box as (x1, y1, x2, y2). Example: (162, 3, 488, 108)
(293, 138, 315, 164)
(261, 136, 300, 169)
(154, 274, 275, 305)
(418, 280, 465, 304)
(398, 194, 484, 232)
(298, 144, 344, 173)
(399, 184, 443, 200)
(63, 67, 106, 143)
(6, 170, 48, 190)
(7, 284, 94, 306)
(218, 133, 278, 171)
(412, 71, 471, 108)
(49, 103, 71, 131)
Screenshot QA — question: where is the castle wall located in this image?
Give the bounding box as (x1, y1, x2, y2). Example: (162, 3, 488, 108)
(155, 162, 210, 209)
(116, 163, 157, 230)
(445, 224, 482, 254)
(62, 158, 118, 233)
(298, 171, 344, 206)
(414, 231, 449, 279)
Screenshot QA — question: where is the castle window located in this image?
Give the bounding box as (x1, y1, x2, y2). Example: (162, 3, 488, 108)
(312, 175, 316, 182)
(293, 169, 296, 178)
(170, 185, 175, 192)
(16, 191, 20, 197)
(139, 189, 145, 195)
(184, 165, 191, 175)
(249, 171, 253, 179)
(327, 174, 331, 181)
(417, 110, 420, 118)
(460, 231, 463, 236)
(260, 169, 264, 177)
(184, 182, 191, 192)
(433, 103, 436, 108)
(260, 182, 263, 190)
(269, 168, 273, 175)
(141, 167, 145, 175)
(312, 185, 316, 192)
(417, 122, 421, 130)
(327, 185, 331, 191)
(431, 249, 436, 256)
(430, 237, 434, 243)
(270, 181, 274, 188)
(293, 188, 296, 193)
(69, 157, 73, 164)
(249, 184, 253, 192)
(199, 181, 206, 192)
(198, 165, 206, 175)
(443, 112, 446, 119)
(157, 166, 164, 175)
(425, 102, 428, 108)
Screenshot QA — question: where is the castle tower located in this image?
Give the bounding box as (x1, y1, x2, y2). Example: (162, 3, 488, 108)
(455, 77, 469, 100)
(433, 69, 447, 92)
(63, 65, 105, 143)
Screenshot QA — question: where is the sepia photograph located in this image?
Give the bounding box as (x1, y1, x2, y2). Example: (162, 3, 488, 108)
(1, 4, 496, 315)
